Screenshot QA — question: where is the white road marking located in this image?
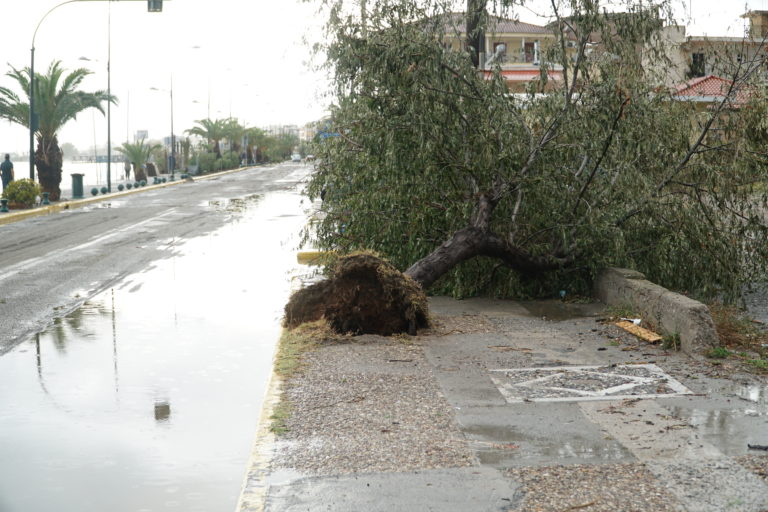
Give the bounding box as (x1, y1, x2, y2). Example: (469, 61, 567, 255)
(0, 209, 178, 284)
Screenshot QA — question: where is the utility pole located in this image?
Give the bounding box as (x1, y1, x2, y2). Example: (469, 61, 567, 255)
(467, 0, 486, 69)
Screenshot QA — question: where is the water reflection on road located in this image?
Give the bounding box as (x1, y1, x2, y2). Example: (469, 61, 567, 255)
(0, 190, 307, 512)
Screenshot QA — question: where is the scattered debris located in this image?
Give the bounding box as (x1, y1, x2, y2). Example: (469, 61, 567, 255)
(308, 395, 366, 410)
(663, 424, 690, 431)
(566, 502, 597, 510)
(615, 321, 663, 343)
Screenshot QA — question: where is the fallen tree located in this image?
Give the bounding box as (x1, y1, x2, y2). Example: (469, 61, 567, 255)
(306, 0, 768, 302)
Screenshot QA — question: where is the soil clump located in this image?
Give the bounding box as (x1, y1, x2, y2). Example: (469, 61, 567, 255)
(284, 253, 430, 336)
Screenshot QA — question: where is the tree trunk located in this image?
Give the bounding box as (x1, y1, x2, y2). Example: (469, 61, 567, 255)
(404, 227, 488, 288)
(35, 135, 63, 201)
(134, 164, 147, 182)
(404, 226, 575, 290)
(467, 0, 487, 69)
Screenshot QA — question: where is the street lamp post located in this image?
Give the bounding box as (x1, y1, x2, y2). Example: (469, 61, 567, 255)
(170, 77, 175, 179)
(149, 77, 175, 180)
(107, 1, 112, 191)
(30, 0, 164, 185)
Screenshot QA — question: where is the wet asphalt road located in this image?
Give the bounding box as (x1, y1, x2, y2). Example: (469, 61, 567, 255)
(0, 162, 310, 354)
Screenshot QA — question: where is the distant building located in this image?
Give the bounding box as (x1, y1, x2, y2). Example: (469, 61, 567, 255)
(300, 122, 318, 142)
(265, 125, 300, 138)
(441, 13, 568, 91)
(673, 75, 754, 109)
(651, 10, 768, 87)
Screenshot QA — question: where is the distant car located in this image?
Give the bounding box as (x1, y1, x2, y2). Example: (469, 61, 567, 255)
(291, 153, 302, 162)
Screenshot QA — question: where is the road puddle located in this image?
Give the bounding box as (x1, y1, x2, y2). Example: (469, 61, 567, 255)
(519, 300, 605, 321)
(463, 423, 630, 465)
(0, 190, 308, 512)
(666, 382, 768, 456)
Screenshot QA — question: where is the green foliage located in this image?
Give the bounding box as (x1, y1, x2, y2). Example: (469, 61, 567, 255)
(744, 358, 768, 371)
(706, 346, 732, 359)
(0, 61, 115, 139)
(197, 153, 217, 173)
(115, 138, 161, 172)
(0, 61, 116, 199)
(269, 401, 292, 435)
(264, 132, 299, 162)
(197, 152, 218, 173)
(306, 0, 768, 299)
(149, 145, 167, 174)
(221, 152, 241, 169)
(196, 150, 240, 173)
(605, 304, 640, 320)
(186, 118, 228, 157)
(2, 178, 41, 207)
(661, 333, 681, 351)
(186, 119, 298, 164)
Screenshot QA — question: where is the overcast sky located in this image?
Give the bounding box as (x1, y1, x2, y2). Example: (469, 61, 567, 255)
(1, 0, 766, 156)
(0, 0, 327, 155)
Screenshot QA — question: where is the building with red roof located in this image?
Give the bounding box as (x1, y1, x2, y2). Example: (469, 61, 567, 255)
(673, 75, 754, 108)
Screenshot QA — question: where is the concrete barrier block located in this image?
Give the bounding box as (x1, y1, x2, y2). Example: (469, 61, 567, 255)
(595, 267, 718, 354)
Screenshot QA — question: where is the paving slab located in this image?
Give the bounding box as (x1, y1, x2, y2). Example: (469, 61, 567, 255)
(264, 467, 521, 512)
(456, 403, 634, 467)
(242, 296, 768, 512)
(648, 459, 768, 512)
(662, 390, 768, 457)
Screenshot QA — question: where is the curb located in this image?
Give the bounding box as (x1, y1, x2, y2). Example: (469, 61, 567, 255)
(594, 267, 719, 354)
(236, 361, 284, 512)
(0, 164, 259, 227)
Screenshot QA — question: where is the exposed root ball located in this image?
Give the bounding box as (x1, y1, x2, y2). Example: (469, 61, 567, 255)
(283, 253, 430, 336)
(284, 280, 332, 330)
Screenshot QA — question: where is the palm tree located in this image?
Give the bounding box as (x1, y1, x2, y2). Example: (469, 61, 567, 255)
(115, 138, 161, 182)
(185, 118, 227, 158)
(222, 118, 245, 156)
(0, 61, 115, 201)
(246, 126, 269, 163)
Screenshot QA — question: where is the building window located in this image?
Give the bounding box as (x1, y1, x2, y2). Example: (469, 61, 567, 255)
(524, 42, 536, 63)
(691, 53, 706, 77)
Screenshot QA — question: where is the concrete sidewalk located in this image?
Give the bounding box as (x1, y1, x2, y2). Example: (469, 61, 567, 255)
(239, 297, 768, 512)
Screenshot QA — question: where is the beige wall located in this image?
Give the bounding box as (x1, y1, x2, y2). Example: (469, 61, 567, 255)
(644, 25, 688, 87)
(442, 32, 559, 69)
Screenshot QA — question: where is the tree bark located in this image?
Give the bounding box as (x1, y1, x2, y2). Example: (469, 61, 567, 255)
(404, 226, 574, 290)
(467, 0, 486, 69)
(35, 135, 63, 201)
(134, 164, 148, 182)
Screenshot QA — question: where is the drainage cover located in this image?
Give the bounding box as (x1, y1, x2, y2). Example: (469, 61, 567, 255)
(490, 364, 692, 403)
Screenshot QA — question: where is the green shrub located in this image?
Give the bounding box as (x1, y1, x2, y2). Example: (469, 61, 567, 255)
(706, 346, 732, 359)
(2, 179, 42, 207)
(197, 152, 217, 173)
(219, 152, 240, 170)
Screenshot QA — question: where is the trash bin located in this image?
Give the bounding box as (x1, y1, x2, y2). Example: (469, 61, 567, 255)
(71, 173, 85, 199)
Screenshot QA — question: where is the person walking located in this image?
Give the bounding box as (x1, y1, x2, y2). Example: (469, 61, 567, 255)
(0, 154, 14, 191)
